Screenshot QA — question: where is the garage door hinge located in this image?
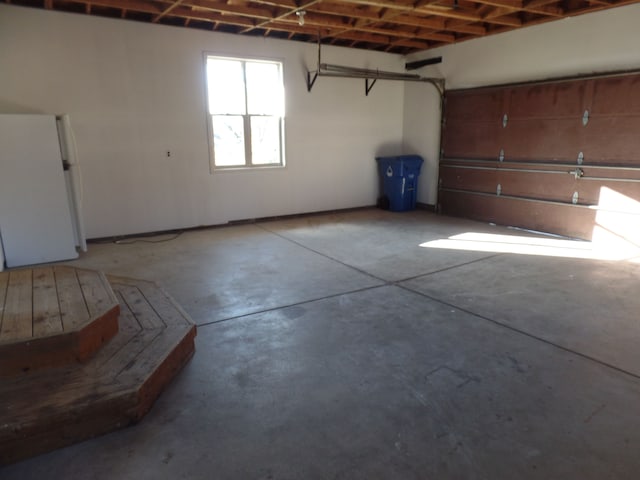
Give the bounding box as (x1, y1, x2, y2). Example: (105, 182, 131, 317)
(577, 151, 584, 165)
(499, 149, 504, 162)
(502, 114, 508, 128)
(582, 110, 590, 126)
(569, 168, 584, 179)
(497, 183, 502, 196)
(572, 191, 579, 204)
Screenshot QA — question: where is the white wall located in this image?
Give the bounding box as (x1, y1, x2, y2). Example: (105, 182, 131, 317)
(403, 3, 640, 205)
(0, 4, 405, 238)
(402, 82, 442, 206)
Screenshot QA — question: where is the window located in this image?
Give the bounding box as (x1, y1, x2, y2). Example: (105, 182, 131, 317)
(205, 55, 285, 170)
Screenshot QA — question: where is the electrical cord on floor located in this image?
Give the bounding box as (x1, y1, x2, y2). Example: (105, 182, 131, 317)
(114, 232, 184, 244)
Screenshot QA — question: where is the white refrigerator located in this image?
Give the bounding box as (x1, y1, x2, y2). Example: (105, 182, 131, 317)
(0, 114, 81, 269)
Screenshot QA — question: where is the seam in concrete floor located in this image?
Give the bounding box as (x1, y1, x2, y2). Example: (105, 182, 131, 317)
(255, 222, 389, 283)
(196, 283, 385, 328)
(386, 253, 504, 283)
(257, 221, 503, 284)
(398, 284, 640, 383)
(202, 221, 640, 384)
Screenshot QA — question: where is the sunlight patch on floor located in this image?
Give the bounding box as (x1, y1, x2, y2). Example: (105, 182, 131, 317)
(420, 231, 640, 261)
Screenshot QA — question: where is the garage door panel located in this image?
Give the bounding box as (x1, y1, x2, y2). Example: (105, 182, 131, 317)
(502, 118, 584, 162)
(444, 89, 505, 122)
(439, 165, 503, 193)
(442, 122, 503, 159)
(577, 180, 640, 206)
(439, 190, 596, 240)
(499, 170, 578, 203)
(440, 73, 640, 240)
(507, 81, 588, 119)
(440, 165, 580, 203)
(591, 76, 640, 114)
(582, 116, 640, 164)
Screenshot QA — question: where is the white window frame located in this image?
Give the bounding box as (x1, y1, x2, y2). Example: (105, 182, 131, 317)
(204, 54, 286, 172)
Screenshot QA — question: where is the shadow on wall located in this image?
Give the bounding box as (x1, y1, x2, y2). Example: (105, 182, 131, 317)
(0, 100, 45, 114)
(374, 142, 404, 158)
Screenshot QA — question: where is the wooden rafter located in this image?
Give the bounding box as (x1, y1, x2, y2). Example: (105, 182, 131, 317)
(152, 0, 185, 23)
(1, 0, 636, 54)
(239, 0, 323, 33)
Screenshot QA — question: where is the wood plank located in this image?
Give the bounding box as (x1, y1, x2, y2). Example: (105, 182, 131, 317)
(96, 287, 163, 374)
(110, 277, 192, 327)
(105, 328, 164, 377)
(0, 380, 138, 465)
(113, 283, 165, 329)
(113, 290, 143, 336)
(54, 266, 89, 332)
(129, 326, 196, 418)
(32, 267, 63, 337)
(0, 272, 197, 465)
(0, 270, 33, 342)
(91, 290, 142, 373)
(76, 269, 118, 318)
(117, 326, 193, 384)
(1, 266, 118, 374)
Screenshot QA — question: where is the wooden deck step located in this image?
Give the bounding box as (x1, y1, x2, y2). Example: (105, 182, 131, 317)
(0, 274, 197, 466)
(0, 266, 120, 375)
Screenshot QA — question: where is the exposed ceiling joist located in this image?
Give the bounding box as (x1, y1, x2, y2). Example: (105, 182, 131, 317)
(1, 0, 635, 54)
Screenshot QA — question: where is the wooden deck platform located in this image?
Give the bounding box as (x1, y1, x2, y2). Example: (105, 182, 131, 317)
(0, 271, 196, 465)
(0, 266, 120, 375)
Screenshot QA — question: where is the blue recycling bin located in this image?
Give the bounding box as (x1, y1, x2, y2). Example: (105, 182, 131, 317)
(376, 155, 424, 212)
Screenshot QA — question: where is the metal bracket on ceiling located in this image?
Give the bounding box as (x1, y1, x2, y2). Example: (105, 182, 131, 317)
(305, 35, 445, 98)
(365, 78, 377, 96)
(306, 71, 319, 92)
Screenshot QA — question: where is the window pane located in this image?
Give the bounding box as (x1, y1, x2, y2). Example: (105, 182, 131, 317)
(207, 59, 246, 115)
(212, 115, 245, 166)
(250, 116, 281, 165)
(246, 62, 283, 116)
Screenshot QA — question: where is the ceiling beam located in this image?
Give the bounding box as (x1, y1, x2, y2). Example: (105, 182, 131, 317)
(12, 0, 638, 55)
(153, 0, 185, 23)
(239, 0, 323, 34)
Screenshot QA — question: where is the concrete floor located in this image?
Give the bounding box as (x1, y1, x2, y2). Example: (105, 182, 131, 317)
(3, 209, 640, 479)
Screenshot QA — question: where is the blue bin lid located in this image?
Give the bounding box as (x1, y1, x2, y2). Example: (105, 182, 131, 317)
(376, 155, 423, 176)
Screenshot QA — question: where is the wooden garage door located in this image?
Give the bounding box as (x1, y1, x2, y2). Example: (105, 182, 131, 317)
(439, 74, 640, 242)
